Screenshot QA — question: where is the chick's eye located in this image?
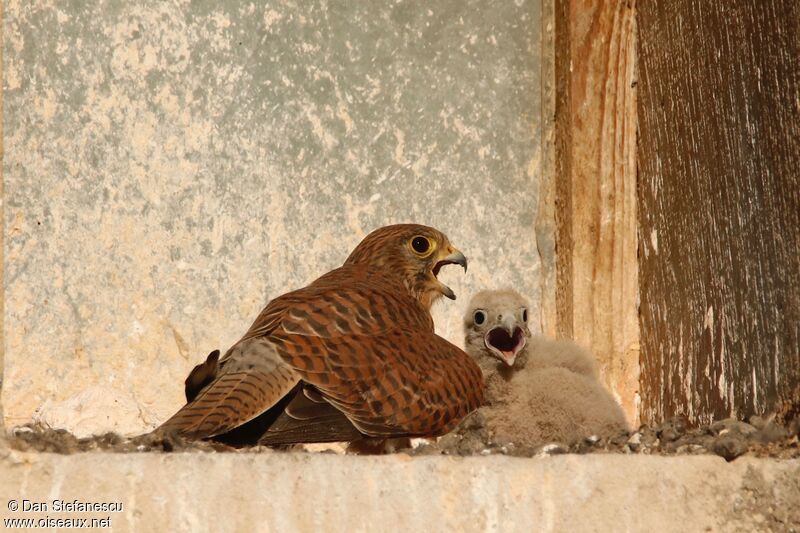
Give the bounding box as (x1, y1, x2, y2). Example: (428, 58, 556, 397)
(473, 310, 486, 326)
(522, 308, 528, 323)
(411, 236, 431, 255)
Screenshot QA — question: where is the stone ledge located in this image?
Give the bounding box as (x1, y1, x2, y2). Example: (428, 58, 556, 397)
(2, 451, 798, 532)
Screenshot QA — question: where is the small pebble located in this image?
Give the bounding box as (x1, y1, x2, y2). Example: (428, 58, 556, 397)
(710, 435, 748, 461)
(627, 433, 642, 452)
(710, 418, 756, 436)
(536, 443, 568, 456)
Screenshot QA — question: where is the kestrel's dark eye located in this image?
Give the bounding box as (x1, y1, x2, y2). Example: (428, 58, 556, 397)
(411, 236, 431, 255)
(522, 308, 528, 323)
(473, 310, 486, 325)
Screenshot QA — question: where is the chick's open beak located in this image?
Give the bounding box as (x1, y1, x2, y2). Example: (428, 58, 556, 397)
(485, 317, 527, 366)
(433, 247, 468, 300)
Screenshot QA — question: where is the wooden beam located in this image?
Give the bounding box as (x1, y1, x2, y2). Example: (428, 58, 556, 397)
(637, 1, 800, 424)
(555, 0, 640, 424)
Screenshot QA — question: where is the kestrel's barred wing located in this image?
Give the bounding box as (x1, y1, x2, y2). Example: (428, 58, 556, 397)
(271, 327, 484, 437)
(260, 271, 484, 438)
(159, 273, 398, 439)
(158, 337, 301, 438)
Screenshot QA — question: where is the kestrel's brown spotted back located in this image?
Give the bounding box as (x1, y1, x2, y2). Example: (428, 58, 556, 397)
(157, 224, 485, 445)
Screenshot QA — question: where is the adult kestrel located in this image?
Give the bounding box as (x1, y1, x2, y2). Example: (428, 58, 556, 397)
(158, 224, 485, 446)
(463, 289, 628, 446)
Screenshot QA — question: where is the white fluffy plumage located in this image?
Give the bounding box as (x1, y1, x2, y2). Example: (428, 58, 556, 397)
(463, 289, 629, 447)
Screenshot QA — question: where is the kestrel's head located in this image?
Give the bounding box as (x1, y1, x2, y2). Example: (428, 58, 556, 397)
(345, 224, 467, 309)
(464, 289, 531, 367)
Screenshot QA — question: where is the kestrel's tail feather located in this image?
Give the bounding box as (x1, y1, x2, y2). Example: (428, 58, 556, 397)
(184, 349, 221, 402)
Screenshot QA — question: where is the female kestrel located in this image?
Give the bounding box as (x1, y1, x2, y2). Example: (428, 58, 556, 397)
(158, 224, 485, 446)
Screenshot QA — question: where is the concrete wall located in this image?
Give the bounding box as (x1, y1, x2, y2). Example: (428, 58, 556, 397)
(2, 451, 798, 532)
(2, 1, 547, 433)
(0, 0, 5, 437)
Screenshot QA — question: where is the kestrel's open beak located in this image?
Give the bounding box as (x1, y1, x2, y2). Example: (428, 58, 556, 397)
(432, 247, 468, 300)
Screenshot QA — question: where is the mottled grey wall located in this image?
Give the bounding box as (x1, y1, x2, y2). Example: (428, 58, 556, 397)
(3, 0, 544, 433)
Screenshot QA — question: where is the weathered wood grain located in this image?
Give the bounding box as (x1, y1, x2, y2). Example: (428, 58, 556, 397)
(555, 0, 640, 424)
(638, 1, 800, 424)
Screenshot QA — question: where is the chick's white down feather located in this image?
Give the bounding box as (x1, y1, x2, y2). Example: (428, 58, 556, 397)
(463, 289, 629, 447)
